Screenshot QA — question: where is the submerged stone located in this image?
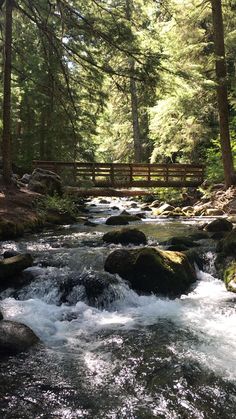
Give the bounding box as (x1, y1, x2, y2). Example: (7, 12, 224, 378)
(0, 320, 39, 356)
(104, 247, 197, 297)
(162, 236, 200, 250)
(187, 231, 209, 241)
(103, 228, 147, 245)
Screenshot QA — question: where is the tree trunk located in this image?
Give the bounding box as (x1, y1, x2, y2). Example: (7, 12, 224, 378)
(2, 0, 13, 183)
(211, 0, 234, 187)
(40, 112, 46, 160)
(125, 0, 142, 163)
(130, 62, 142, 162)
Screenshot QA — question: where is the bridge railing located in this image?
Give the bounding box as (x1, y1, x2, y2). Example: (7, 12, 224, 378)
(33, 161, 204, 187)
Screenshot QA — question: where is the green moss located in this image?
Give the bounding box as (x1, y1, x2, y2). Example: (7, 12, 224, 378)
(224, 262, 236, 293)
(221, 229, 236, 257)
(105, 246, 196, 297)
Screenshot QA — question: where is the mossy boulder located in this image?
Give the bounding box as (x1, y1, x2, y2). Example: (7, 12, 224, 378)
(217, 229, 236, 257)
(0, 220, 24, 240)
(0, 320, 39, 357)
(205, 218, 233, 233)
(105, 215, 140, 225)
(0, 254, 33, 281)
(103, 228, 147, 245)
(224, 262, 236, 293)
(104, 247, 197, 297)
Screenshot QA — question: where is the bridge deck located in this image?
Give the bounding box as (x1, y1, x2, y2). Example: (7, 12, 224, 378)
(33, 161, 204, 187)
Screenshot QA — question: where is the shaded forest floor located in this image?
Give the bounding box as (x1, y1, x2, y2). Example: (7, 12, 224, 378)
(0, 187, 40, 225)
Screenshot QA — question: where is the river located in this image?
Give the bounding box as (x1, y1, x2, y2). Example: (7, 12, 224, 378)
(0, 198, 236, 418)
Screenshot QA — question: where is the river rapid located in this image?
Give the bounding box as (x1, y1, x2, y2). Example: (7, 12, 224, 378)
(0, 198, 236, 419)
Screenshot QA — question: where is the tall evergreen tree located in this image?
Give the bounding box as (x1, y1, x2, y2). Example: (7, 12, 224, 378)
(1, 0, 13, 184)
(211, 0, 234, 187)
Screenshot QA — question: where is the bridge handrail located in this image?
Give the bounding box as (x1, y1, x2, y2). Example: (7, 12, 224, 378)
(33, 161, 204, 187)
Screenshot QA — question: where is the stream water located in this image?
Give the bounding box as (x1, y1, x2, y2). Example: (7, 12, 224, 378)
(0, 198, 236, 419)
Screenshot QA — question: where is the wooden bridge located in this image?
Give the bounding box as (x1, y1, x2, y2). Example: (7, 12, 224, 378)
(33, 161, 204, 188)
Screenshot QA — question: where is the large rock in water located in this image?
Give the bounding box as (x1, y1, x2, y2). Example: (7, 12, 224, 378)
(217, 229, 236, 257)
(104, 247, 197, 297)
(205, 218, 233, 233)
(103, 228, 147, 245)
(0, 320, 39, 356)
(0, 254, 33, 281)
(105, 215, 140, 225)
(28, 168, 62, 196)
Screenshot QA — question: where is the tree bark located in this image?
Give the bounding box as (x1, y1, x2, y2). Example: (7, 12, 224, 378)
(130, 61, 142, 162)
(2, 0, 14, 183)
(211, 0, 234, 187)
(125, 0, 142, 163)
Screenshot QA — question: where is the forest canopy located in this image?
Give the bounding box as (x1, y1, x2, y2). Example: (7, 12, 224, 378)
(0, 0, 236, 184)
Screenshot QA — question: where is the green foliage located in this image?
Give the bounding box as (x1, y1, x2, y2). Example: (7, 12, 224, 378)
(36, 195, 78, 217)
(205, 139, 224, 183)
(154, 187, 185, 204)
(206, 135, 236, 182)
(1, 0, 236, 181)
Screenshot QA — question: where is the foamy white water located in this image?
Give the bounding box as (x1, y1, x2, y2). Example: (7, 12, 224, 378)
(1, 266, 236, 381)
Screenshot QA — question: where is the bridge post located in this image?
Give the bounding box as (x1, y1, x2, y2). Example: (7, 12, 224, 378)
(130, 164, 133, 183)
(73, 162, 76, 184)
(166, 165, 169, 183)
(110, 164, 114, 185)
(92, 163, 95, 184)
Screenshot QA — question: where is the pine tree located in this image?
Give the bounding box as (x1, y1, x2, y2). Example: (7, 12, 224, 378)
(210, 0, 234, 187)
(1, 0, 14, 184)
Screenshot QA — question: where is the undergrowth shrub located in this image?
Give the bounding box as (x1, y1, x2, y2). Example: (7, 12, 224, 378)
(35, 194, 78, 217)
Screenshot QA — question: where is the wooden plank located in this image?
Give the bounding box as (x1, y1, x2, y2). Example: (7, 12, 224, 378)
(33, 161, 204, 188)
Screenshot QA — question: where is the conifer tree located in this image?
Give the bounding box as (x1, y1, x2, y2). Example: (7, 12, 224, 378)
(210, 0, 234, 187)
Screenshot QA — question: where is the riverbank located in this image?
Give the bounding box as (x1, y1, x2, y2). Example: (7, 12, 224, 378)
(0, 187, 43, 239)
(1, 183, 236, 240)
